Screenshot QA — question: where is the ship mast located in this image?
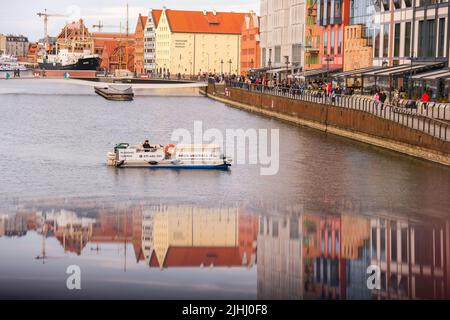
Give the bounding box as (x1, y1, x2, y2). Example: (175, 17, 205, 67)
(126, 2, 129, 71)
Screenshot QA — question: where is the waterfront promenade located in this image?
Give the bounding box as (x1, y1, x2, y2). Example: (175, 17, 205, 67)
(206, 81, 450, 166)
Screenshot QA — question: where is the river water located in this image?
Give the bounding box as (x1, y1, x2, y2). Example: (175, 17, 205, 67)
(0, 79, 449, 299)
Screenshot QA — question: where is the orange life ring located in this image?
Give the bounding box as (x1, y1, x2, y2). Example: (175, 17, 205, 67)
(164, 144, 176, 155)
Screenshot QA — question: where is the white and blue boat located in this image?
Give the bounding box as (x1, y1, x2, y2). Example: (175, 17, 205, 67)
(106, 143, 232, 170)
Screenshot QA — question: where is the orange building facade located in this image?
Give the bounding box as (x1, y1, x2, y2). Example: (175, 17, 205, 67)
(134, 14, 148, 75)
(240, 12, 260, 75)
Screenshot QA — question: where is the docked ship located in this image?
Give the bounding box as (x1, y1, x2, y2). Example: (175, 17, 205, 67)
(0, 55, 28, 72)
(106, 143, 232, 170)
(37, 49, 100, 71)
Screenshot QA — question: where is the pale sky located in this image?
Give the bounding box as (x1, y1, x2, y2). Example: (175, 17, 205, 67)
(0, 0, 260, 41)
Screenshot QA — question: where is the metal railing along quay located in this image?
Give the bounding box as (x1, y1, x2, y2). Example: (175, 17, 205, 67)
(224, 81, 450, 142)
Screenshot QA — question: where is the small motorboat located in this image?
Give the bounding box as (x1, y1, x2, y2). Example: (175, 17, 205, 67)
(106, 143, 232, 170)
(94, 85, 134, 101)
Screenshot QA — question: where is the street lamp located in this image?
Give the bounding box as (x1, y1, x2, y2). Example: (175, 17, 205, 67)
(284, 56, 290, 81)
(324, 54, 334, 83)
(228, 59, 232, 75)
(206, 53, 210, 74)
(408, 54, 415, 99)
(221, 59, 224, 75)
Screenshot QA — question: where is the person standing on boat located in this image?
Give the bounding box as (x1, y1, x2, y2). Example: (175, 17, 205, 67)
(143, 140, 151, 151)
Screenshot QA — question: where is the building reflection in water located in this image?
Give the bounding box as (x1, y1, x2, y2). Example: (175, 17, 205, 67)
(1, 204, 449, 300)
(257, 211, 450, 300)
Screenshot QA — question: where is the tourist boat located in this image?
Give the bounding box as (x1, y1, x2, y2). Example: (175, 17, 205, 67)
(0, 55, 28, 72)
(37, 49, 100, 71)
(95, 85, 134, 101)
(106, 143, 232, 169)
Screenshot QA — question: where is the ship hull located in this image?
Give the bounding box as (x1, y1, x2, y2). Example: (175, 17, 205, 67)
(116, 163, 231, 170)
(38, 57, 100, 71)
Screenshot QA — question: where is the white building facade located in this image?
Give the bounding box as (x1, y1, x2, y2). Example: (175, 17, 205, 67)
(144, 9, 162, 74)
(259, 0, 306, 69)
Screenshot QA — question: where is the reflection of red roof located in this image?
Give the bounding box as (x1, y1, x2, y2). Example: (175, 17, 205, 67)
(149, 247, 245, 268)
(163, 10, 245, 34)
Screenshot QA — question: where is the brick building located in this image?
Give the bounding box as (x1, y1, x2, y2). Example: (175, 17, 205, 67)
(134, 14, 148, 75)
(343, 24, 373, 71)
(240, 11, 261, 75)
(0, 34, 29, 57)
(56, 20, 94, 53)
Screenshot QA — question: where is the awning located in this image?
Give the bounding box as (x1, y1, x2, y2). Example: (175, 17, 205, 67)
(362, 61, 446, 77)
(411, 68, 450, 80)
(266, 67, 287, 74)
(247, 67, 270, 73)
(333, 66, 384, 78)
(298, 67, 341, 78)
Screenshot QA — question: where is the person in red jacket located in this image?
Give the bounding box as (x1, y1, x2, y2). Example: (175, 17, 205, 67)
(421, 91, 430, 110)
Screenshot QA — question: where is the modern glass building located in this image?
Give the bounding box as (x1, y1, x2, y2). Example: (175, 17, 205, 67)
(349, 0, 375, 41)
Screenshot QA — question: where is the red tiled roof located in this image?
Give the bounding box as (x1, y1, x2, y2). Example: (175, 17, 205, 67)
(92, 32, 135, 40)
(151, 9, 163, 28)
(149, 247, 244, 268)
(163, 10, 246, 34)
(135, 14, 148, 33)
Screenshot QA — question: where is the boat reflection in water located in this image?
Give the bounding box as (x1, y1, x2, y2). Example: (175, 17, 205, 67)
(0, 202, 449, 300)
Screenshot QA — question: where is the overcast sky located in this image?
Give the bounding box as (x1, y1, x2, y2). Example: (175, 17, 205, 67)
(0, 0, 259, 41)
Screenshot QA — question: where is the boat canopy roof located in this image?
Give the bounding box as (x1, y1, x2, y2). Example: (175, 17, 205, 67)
(177, 144, 221, 150)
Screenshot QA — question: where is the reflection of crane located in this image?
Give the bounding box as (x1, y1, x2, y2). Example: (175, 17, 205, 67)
(37, 9, 68, 51)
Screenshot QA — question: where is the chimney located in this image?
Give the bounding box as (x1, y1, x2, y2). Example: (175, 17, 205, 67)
(213, 10, 217, 16)
(203, 10, 207, 16)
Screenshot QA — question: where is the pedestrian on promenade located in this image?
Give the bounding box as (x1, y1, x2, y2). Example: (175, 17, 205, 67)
(374, 92, 380, 103)
(421, 90, 430, 110)
(379, 92, 387, 111)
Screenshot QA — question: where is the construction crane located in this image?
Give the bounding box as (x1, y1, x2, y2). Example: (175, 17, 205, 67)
(37, 9, 68, 51)
(92, 21, 123, 32)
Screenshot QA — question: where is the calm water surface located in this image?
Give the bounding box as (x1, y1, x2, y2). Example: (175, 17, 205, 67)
(0, 79, 449, 299)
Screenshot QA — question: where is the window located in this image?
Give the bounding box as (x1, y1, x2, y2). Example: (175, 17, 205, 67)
(374, 27, 380, 58)
(330, 0, 335, 24)
(391, 222, 397, 262)
(438, 18, 445, 57)
(331, 31, 335, 54)
(262, 48, 266, 67)
(380, 224, 386, 261)
(272, 221, 279, 237)
(338, 29, 342, 54)
(292, 44, 302, 63)
(427, 19, 436, 57)
(404, 22, 411, 57)
(274, 46, 281, 63)
(418, 20, 424, 57)
(327, 0, 331, 24)
(401, 228, 408, 263)
(324, 32, 328, 55)
(394, 23, 400, 57)
(334, 0, 342, 24)
(290, 218, 299, 239)
(383, 23, 389, 58)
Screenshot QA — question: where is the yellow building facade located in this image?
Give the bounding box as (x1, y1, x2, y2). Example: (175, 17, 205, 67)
(155, 9, 245, 76)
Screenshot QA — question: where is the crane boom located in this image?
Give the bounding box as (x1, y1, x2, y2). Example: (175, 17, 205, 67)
(37, 9, 68, 51)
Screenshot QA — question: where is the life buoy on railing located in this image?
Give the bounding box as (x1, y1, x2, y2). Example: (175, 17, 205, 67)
(164, 144, 176, 156)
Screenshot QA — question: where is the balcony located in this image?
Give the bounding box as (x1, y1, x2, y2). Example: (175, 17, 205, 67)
(305, 36, 320, 53)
